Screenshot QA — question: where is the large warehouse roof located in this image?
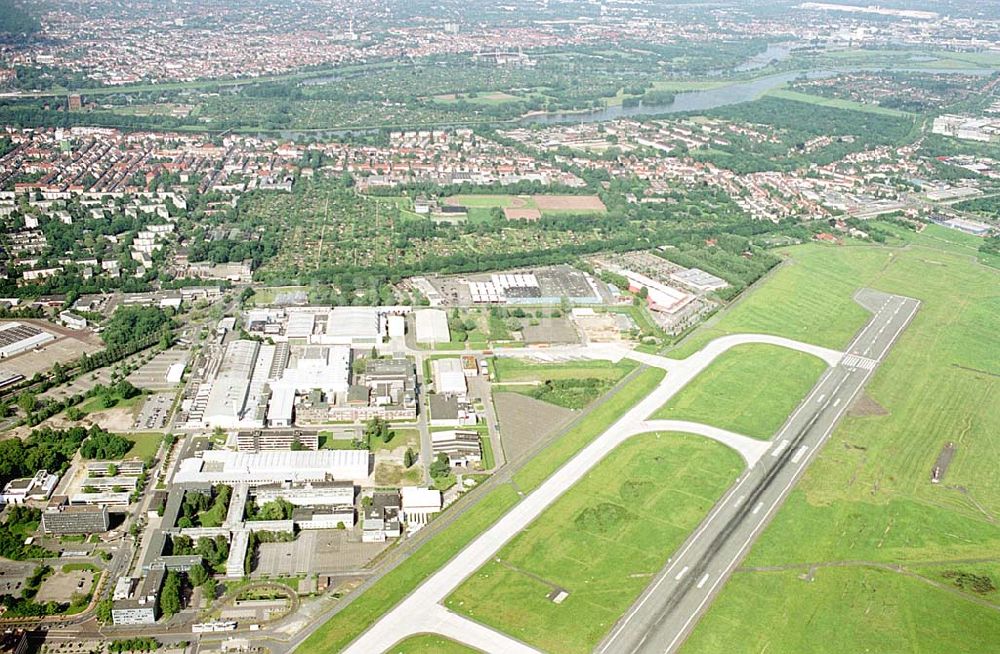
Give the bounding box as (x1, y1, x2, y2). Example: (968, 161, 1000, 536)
(173, 449, 371, 485)
(326, 307, 380, 344)
(414, 309, 450, 344)
(432, 358, 467, 396)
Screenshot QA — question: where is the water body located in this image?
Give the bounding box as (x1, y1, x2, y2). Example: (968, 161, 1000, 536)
(733, 43, 795, 73)
(518, 66, 997, 127)
(275, 66, 996, 139)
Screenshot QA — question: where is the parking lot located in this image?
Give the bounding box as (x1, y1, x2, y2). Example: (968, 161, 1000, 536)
(34, 569, 95, 603)
(134, 392, 175, 431)
(253, 530, 388, 577)
(0, 559, 37, 596)
(127, 348, 188, 391)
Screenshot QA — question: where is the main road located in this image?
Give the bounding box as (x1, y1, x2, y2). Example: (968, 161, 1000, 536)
(598, 289, 919, 654)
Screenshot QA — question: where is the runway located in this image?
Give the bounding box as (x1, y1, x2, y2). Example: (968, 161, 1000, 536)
(597, 289, 920, 654)
(335, 330, 849, 653)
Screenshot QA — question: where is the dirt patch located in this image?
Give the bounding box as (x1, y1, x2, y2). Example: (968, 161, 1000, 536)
(493, 392, 575, 461)
(848, 392, 889, 417)
(504, 207, 542, 221)
(521, 317, 580, 344)
(373, 462, 422, 486)
(533, 195, 606, 211)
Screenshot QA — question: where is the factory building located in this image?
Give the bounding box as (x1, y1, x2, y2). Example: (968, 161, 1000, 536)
(172, 450, 371, 486)
(0, 322, 56, 358)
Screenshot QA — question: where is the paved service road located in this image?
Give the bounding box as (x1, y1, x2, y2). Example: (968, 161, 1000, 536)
(335, 327, 849, 653)
(598, 290, 919, 654)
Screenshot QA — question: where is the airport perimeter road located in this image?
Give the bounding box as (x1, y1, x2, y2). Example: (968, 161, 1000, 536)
(336, 332, 846, 654)
(598, 290, 920, 654)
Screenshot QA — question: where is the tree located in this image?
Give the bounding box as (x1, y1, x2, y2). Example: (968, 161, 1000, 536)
(404, 447, 417, 468)
(430, 453, 451, 479)
(17, 392, 36, 415)
(158, 570, 182, 618)
(96, 598, 113, 624)
(188, 562, 208, 587)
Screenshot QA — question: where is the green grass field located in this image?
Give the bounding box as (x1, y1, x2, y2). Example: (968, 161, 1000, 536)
(512, 366, 664, 492)
(765, 88, 913, 117)
(654, 344, 827, 439)
(684, 566, 1000, 653)
(491, 358, 635, 383)
(667, 244, 882, 358)
(680, 234, 1000, 652)
(442, 194, 607, 216)
(388, 634, 479, 653)
(447, 432, 743, 653)
(125, 432, 165, 460)
(300, 366, 663, 653)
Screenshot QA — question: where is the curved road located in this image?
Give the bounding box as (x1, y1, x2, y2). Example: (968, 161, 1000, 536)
(338, 332, 846, 654)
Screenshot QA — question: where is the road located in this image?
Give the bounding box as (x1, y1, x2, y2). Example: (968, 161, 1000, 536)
(597, 289, 919, 654)
(336, 329, 848, 654)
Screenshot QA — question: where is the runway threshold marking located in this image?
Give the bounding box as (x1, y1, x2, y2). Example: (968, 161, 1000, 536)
(816, 394, 826, 403)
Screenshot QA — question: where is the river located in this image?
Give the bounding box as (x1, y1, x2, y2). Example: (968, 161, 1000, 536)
(276, 64, 996, 139)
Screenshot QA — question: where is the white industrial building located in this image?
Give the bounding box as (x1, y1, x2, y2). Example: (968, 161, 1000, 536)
(620, 269, 696, 315)
(172, 450, 371, 486)
(432, 358, 468, 396)
(414, 309, 450, 344)
(201, 340, 276, 429)
(275, 345, 351, 395)
(400, 487, 443, 525)
(0, 322, 56, 358)
(325, 307, 382, 345)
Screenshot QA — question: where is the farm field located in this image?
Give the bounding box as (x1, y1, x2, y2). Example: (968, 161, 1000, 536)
(446, 432, 743, 653)
(680, 234, 1000, 652)
(653, 344, 827, 439)
(300, 366, 664, 653)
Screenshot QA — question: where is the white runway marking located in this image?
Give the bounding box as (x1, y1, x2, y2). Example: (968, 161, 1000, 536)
(675, 566, 690, 581)
(696, 574, 710, 589)
(771, 439, 789, 457)
(833, 398, 841, 408)
(841, 354, 877, 370)
(734, 494, 745, 507)
(752, 502, 764, 515)
(791, 446, 808, 464)
(816, 394, 826, 403)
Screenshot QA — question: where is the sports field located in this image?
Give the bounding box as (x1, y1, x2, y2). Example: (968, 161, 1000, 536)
(443, 194, 607, 215)
(653, 344, 827, 439)
(681, 234, 1000, 652)
(447, 432, 743, 653)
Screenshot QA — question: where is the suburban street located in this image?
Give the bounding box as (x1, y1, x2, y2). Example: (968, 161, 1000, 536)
(598, 289, 920, 654)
